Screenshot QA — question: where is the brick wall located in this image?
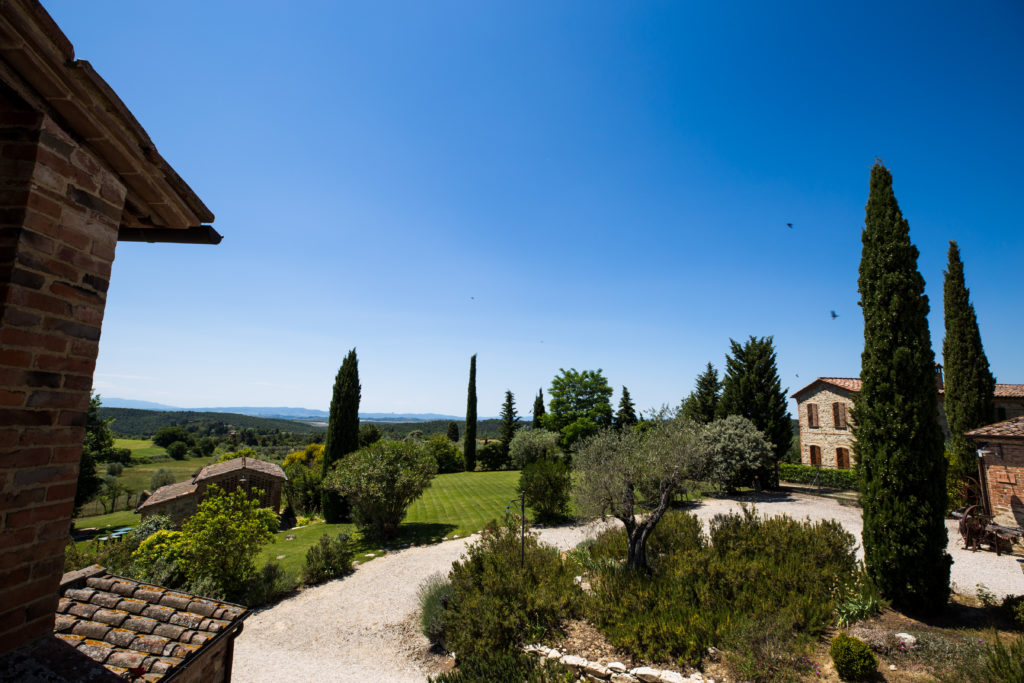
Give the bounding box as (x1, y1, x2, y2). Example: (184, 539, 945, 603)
(981, 441, 1024, 527)
(0, 90, 126, 653)
(797, 386, 856, 468)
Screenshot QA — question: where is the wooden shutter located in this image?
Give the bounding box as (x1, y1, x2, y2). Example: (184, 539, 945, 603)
(808, 404, 819, 428)
(809, 445, 821, 466)
(836, 448, 849, 469)
(833, 402, 848, 429)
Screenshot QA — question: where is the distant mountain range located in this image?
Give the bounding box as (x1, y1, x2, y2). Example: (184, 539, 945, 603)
(100, 398, 480, 422)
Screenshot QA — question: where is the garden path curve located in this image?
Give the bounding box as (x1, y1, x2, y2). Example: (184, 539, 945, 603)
(233, 492, 1024, 682)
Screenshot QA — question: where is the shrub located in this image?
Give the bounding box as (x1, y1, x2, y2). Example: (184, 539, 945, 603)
(1002, 595, 1024, 630)
(509, 429, 561, 470)
(697, 415, 773, 492)
(150, 468, 176, 491)
(325, 440, 437, 540)
(518, 457, 571, 523)
(130, 529, 186, 586)
(445, 519, 581, 665)
(418, 572, 453, 648)
(830, 633, 877, 681)
(152, 426, 194, 448)
(779, 463, 858, 490)
(244, 561, 296, 606)
(429, 652, 573, 683)
(835, 567, 887, 627)
(982, 632, 1024, 682)
(425, 433, 464, 474)
(105, 462, 124, 477)
(166, 441, 189, 460)
(302, 533, 354, 585)
(283, 443, 325, 468)
(477, 440, 507, 471)
(283, 462, 323, 516)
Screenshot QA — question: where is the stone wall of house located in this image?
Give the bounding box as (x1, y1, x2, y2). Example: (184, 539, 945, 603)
(139, 494, 198, 527)
(995, 398, 1024, 422)
(172, 627, 239, 683)
(981, 441, 1024, 527)
(0, 92, 125, 653)
(797, 387, 856, 468)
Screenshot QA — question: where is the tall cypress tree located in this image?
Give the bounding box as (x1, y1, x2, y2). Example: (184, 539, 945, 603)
(464, 354, 477, 472)
(322, 348, 360, 522)
(718, 336, 791, 487)
(615, 386, 638, 429)
(532, 389, 545, 429)
(498, 390, 519, 459)
(943, 241, 996, 484)
(681, 362, 721, 424)
(856, 163, 950, 614)
(446, 421, 460, 443)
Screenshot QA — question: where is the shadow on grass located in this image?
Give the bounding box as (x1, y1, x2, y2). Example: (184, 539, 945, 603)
(369, 522, 458, 549)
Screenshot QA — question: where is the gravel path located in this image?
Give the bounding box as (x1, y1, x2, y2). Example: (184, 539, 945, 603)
(233, 492, 1024, 682)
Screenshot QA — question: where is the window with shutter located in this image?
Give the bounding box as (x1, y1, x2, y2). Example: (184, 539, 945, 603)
(808, 403, 819, 428)
(809, 445, 822, 466)
(833, 402, 848, 429)
(836, 447, 849, 469)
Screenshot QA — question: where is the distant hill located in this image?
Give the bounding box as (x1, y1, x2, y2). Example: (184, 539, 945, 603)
(101, 398, 183, 411)
(102, 398, 478, 422)
(197, 406, 330, 420)
(100, 408, 324, 437)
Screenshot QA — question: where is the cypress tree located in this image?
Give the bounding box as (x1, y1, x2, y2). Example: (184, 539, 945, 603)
(532, 389, 545, 429)
(943, 241, 996, 484)
(718, 337, 790, 487)
(681, 362, 722, 424)
(615, 386, 638, 429)
(446, 421, 460, 443)
(498, 390, 519, 460)
(322, 348, 360, 522)
(856, 162, 950, 614)
(464, 354, 477, 472)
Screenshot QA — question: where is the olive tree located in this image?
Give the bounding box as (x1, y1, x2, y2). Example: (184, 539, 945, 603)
(573, 416, 703, 570)
(697, 415, 774, 492)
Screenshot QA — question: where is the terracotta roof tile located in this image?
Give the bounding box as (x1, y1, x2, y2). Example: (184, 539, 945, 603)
(137, 479, 198, 510)
(793, 377, 1023, 400)
(54, 565, 248, 680)
(966, 416, 1024, 440)
(995, 384, 1024, 398)
(195, 455, 286, 482)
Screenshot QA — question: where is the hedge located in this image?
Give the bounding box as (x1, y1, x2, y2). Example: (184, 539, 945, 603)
(779, 463, 857, 491)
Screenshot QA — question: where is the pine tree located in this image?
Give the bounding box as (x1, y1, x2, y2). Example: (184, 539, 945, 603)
(615, 386, 638, 429)
(464, 354, 477, 472)
(532, 389, 545, 429)
(943, 241, 996, 483)
(681, 362, 721, 424)
(498, 390, 519, 460)
(856, 162, 950, 614)
(322, 348, 360, 522)
(718, 337, 790, 487)
(446, 421, 460, 443)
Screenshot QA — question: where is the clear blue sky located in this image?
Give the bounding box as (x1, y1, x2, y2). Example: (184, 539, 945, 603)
(44, 1, 1023, 416)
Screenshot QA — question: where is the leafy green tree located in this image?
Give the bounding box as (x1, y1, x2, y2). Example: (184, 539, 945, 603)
(718, 336, 791, 487)
(697, 415, 774, 492)
(498, 390, 520, 459)
(76, 393, 107, 513)
(283, 462, 323, 516)
(425, 433, 464, 473)
(542, 368, 613, 448)
(573, 416, 704, 570)
(358, 423, 382, 448)
(177, 484, 278, 599)
(615, 386, 639, 429)
(943, 241, 996, 484)
(323, 348, 360, 523)
(150, 468, 176, 491)
(532, 389, 545, 429)
(856, 162, 950, 615)
(509, 428, 561, 470)
(681, 362, 722, 424)
(152, 426, 194, 449)
(326, 440, 438, 540)
(165, 441, 189, 460)
(446, 421, 460, 443)
(465, 354, 478, 471)
(518, 457, 571, 522)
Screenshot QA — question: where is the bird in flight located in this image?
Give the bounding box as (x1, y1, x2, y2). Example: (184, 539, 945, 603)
(830, 310, 839, 319)
(786, 223, 793, 229)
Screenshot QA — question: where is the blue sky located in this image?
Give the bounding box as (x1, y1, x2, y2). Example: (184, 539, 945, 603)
(44, 1, 1023, 416)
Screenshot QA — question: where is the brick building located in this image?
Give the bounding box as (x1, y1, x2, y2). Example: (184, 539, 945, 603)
(792, 373, 1024, 469)
(0, 1, 230, 677)
(137, 456, 286, 527)
(966, 416, 1024, 527)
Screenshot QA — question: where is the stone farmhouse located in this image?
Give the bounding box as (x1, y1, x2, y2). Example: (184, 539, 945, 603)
(792, 368, 1024, 470)
(0, 2, 250, 679)
(967, 416, 1024, 527)
(137, 456, 287, 527)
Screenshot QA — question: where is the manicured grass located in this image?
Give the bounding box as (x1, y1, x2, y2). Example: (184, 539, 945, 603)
(115, 438, 168, 460)
(74, 509, 141, 531)
(260, 470, 522, 580)
(110, 453, 221, 496)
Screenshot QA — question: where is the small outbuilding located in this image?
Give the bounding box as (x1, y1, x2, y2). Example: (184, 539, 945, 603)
(967, 416, 1024, 527)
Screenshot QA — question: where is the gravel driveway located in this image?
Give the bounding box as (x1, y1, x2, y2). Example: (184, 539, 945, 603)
(233, 492, 1024, 682)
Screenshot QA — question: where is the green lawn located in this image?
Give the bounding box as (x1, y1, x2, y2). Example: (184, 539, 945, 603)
(74, 509, 141, 531)
(115, 438, 169, 461)
(109, 452, 221, 496)
(259, 470, 521, 579)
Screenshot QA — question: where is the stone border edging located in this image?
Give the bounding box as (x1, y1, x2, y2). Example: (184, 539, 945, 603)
(523, 644, 716, 683)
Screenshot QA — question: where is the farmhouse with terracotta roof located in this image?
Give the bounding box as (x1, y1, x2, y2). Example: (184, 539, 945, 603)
(966, 416, 1024, 527)
(791, 366, 1024, 470)
(137, 456, 286, 527)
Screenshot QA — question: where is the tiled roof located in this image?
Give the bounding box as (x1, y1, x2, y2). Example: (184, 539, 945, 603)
(995, 384, 1024, 398)
(54, 566, 247, 681)
(791, 377, 862, 398)
(195, 456, 286, 482)
(966, 416, 1024, 440)
(136, 480, 196, 511)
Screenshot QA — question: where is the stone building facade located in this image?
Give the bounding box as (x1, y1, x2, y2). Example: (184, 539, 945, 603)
(966, 417, 1024, 527)
(137, 456, 286, 527)
(0, 0, 221, 671)
(792, 374, 1024, 470)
